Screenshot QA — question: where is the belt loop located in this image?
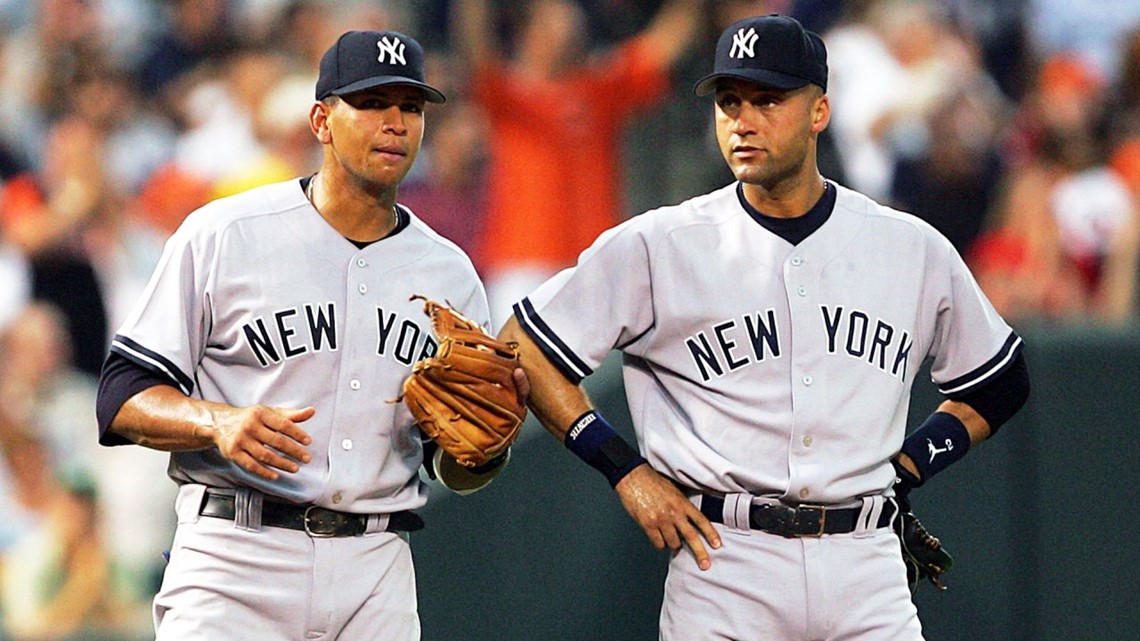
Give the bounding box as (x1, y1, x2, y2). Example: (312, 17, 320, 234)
(723, 493, 752, 535)
(234, 487, 264, 532)
(365, 513, 390, 535)
(853, 495, 884, 538)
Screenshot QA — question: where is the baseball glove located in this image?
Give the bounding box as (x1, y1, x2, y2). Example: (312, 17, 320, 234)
(401, 296, 525, 468)
(895, 508, 954, 594)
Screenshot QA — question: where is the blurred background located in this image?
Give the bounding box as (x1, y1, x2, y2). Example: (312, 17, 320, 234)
(0, 0, 1137, 639)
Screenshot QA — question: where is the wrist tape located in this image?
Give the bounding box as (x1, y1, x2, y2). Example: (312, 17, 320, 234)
(899, 411, 971, 485)
(564, 410, 646, 487)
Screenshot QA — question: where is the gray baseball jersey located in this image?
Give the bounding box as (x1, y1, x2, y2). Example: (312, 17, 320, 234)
(516, 180, 1020, 639)
(110, 179, 488, 513)
(516, 181, 1020, 503)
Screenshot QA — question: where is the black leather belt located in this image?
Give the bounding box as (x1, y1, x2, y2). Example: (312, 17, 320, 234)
(200, 490, 424, 537)
(700, 494, 896, 538)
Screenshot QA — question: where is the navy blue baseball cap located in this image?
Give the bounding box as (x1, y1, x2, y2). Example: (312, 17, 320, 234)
(694, 14, 827, 96)
(316, 30, 446, 103)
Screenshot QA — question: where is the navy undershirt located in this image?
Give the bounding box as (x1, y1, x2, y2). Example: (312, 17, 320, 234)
(735, 180, 836, 245)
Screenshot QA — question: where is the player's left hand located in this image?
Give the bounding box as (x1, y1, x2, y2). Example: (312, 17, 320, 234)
(615, 464, 722, 570)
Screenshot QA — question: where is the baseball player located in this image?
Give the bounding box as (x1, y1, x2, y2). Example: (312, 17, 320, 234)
(95, 31, 519, 640)
(499, 14, 1030, 641)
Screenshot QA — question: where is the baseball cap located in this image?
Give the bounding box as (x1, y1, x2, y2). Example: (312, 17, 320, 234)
(315, 30, 446, 103)
(694, 14, 827, 96)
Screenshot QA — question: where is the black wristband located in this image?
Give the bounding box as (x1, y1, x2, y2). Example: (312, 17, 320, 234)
(564, 410, 646, 487)
(899, 411, 971, 485)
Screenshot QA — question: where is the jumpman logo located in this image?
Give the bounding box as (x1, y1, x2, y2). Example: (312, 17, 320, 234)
(927, 438, 954, 463)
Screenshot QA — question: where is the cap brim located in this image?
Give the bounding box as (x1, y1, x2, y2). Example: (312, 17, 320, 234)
(694, 70, 810, 96)
(329, 76, 446, 103)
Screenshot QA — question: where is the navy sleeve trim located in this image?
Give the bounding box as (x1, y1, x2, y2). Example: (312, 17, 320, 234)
(937, 332, 1023, 396)
(947, 350, 1029, 432)
(109, 334, 194, 395)
(513, 298, 593, 384)
(96, 351, 181, 446)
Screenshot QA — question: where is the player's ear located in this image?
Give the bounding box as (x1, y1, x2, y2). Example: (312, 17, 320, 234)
(310, 100, 333, 144)
(810, 92, 830, 134)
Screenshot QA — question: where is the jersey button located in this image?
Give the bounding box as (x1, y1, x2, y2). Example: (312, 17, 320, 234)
(797, 286, 807, 296)
(799, 488, 811, 499)
(802, 375, 813, 386)
(791, 256, 803, 266)
(341, 439, 353, 450)
(332, 492, 343, 504)
(802, 435, 813, 447)
(358, 283, 368, 294)
(356, 258, 367, 267)
(350, 379, 361, 390)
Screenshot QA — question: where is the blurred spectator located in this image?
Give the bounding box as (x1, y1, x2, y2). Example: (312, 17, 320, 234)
(212, 71, 322, 198)
(1, 469, 148, 641)
(1002, 51, 1108, 170)
(71, 69, 177, 199)
(0, 303, 98, 472)
(132, 49, 288, 235)
(890, 82, 1010, 254)
(0, 415, 53, 552)
(0, 302, 173, 634)
(400, 99, 491, 264)
(134, 0, 239, 100)
(1049, 164, 1139, 322)
(967, 141, 1088, 323)
(0, 0, 110, 165)
(0, 232, 30, 332)
(825, 0, 993, 201)
(452, 0, 702, 329)
(0, 117, 113, 376)
(971, 99, 1139, 326)
(1109, 137, 1140, 317)
(1026, 0, 1140, 81)
(1103, 25, 1140, 147)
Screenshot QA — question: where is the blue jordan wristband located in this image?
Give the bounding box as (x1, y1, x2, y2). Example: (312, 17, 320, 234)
(899, 411, 971, 484)
(564, 410, 647, 487)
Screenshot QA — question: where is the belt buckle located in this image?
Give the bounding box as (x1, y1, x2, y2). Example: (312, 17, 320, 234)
(303, 505, 341, 537)
(794, 504, 827, 537)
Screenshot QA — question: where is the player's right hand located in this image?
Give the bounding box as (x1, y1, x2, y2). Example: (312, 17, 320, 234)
(208, 405, 315, 481)
(615, 464, 722, 570)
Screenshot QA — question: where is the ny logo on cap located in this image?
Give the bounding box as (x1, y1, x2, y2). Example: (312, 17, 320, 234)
(729, 27, 759, 59)
(377, 35, 406, 65)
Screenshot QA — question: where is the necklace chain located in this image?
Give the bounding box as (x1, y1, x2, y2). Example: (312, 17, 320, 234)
(306, 173, 398, 230)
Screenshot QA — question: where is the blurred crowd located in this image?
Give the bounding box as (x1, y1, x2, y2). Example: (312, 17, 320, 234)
(0, 0, 1138, 638)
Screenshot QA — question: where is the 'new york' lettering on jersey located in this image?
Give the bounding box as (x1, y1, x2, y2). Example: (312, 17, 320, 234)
(515, 181, 1021, 503)
(109, 179, 488, 512)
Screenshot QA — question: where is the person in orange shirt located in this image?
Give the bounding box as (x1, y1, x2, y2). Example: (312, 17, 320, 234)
(453, 0, 702, 329)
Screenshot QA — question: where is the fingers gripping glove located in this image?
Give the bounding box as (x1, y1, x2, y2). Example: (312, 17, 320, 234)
(401, 296, 526, 467)
(895, 508, 955, 594)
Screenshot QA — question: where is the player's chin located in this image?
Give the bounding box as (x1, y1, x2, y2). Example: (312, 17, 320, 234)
(732, 165, 773, 185)
(363, 162, 414, 187)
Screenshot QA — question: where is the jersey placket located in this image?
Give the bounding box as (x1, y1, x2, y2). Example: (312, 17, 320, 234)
(323, 251, 377, 507)
(783, 250, 823, 503)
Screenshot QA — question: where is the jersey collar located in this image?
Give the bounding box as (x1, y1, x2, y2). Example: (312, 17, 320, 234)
(735, 180, 836, 246)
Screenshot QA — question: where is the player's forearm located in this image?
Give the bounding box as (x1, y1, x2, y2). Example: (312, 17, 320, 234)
(108, 384, 225, 451)
(498, 316, 592, 438)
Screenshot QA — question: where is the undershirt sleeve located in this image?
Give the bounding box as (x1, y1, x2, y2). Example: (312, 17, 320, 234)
(96, 351, 181, 446)
(946, 349, 1030, 431)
